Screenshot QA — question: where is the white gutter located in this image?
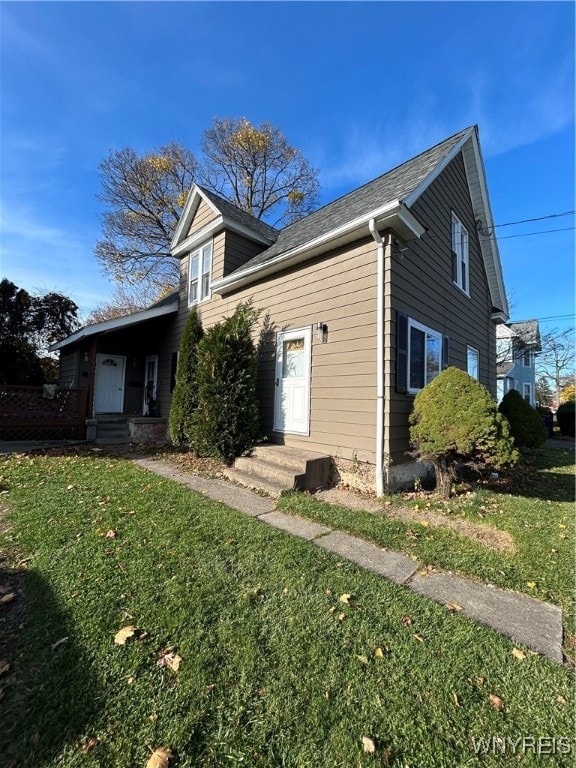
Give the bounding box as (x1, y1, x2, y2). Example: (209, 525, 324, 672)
(369, 219, 385, 497)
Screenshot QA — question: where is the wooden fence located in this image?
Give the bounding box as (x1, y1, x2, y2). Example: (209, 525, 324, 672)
(0, 386, 87, 441)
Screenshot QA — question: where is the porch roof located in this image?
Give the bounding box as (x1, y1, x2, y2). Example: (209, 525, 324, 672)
(50, 294, 179, 352)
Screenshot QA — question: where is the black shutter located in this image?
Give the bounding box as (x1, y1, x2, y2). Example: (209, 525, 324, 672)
(443, 335, 450, 369)
(170, 352, 178, 393)
(396, 311, 409, 393)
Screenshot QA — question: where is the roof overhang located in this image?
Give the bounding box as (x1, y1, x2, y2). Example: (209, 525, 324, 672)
(170, 186, 275, 258)
(212, 201, 425, 295)
(49, 299, 179, 352)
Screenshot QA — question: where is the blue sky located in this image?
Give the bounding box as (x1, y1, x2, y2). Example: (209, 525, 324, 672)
(1, 1, 574, 333)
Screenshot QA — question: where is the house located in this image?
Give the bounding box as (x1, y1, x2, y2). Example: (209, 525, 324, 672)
(52, 125, 508, 492)
(496, 320, 541, 407)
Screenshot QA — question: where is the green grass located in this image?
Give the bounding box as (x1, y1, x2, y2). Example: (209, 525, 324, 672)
(279, 447, 575, 632)
(0, 450, 574, 767)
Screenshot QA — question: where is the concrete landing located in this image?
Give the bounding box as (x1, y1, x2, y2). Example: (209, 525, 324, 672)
(132, 457, 565, 665)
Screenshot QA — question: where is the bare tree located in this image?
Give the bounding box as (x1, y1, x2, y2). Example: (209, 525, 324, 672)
(536, 327, 575, 408)
(95, 142, 197, 291)
(200, 117, 319, 226)
(86, 282, 176, 325)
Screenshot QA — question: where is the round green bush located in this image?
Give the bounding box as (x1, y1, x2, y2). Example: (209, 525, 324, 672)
(410, 367, 518, 497)
(498, 389, 547, 448)
(556, 401, 575, 438)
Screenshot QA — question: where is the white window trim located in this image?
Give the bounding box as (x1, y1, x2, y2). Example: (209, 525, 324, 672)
(522, 349, 531, 367)
(451, 211, 470, 296)
(407, 318, 443, 394)
(187, 240, 213, 307)
(467, 345, 479, 379)
(523, 383, 532, 402)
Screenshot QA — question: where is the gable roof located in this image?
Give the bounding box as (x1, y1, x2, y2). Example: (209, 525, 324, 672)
(497, 319, 541, 350)
(171, 126, 508, 317)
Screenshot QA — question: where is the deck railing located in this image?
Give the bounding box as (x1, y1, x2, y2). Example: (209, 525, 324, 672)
(0, 385, 87, 440)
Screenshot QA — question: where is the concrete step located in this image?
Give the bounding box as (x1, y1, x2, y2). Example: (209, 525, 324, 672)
(96, 431, 131, 440)
(233, 456, 303, 489)
(95, 436, 132, 445)
(223, 467, 287, 498)
(252, 444, 329, 472)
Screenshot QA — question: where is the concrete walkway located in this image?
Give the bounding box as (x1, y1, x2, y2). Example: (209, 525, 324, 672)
(134, 457, 564, 665)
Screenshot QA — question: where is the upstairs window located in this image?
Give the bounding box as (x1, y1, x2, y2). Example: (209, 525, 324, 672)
(188, 242, 212, 306)
(451, 212, 469, 294)
(523, 349, 531, 367)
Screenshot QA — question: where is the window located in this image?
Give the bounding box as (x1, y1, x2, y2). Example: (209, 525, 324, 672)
(408, 319, 442, 393)
(188, 242, 212, 306)
(523, 349, 531, 367)
(451, 212, 469, 294)
(523, 383, 532, 403)
(467, 346, 479, 379)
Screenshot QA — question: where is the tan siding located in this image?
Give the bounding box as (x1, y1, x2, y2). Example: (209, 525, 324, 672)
(171, 236, 379, 463)
(386, 152, 497, 467)
(186, 199, 218, 238)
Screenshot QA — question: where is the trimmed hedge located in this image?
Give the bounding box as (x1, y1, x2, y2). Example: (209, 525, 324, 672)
(169, 308, 204, 446)
(556, 401, 575, 438)
(499, 389, 547, 448)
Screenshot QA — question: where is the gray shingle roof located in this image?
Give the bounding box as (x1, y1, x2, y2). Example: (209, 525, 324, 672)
(508, 320, 541, 350)
(148, 289, 179, 309)
(228, 126, 472, 274)
(198, 186, 279, 243)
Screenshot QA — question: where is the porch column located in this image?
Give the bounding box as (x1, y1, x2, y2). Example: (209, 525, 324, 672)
(86, 338, 98, 417)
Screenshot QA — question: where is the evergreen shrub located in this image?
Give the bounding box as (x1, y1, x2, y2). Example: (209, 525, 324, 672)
(169, 308, 204, 446)
(410, 366, 518, 498)
(499, 389, 547, 448)
(192, 301, 260, 463)
(556, 401, 575, 438)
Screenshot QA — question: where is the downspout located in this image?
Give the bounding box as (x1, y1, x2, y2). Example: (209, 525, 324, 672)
(369, 219, 385, 496)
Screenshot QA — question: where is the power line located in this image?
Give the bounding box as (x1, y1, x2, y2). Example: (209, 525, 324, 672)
(484, 226, 576, 241)
(492, 211, 575, 228)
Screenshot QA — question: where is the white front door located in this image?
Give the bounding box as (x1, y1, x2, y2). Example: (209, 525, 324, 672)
(274, 327, 312, 435)
(143, 355, 159, 415)
(94, 354, 125, 413)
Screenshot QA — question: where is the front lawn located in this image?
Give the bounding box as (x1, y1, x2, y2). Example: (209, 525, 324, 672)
(0, 450, 574, 767)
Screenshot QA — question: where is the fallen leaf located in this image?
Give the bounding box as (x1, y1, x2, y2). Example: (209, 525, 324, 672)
(452, 691, 460, 707)
(147, 747, 173, 768)
(127, 675, 137, 685)
(338, 612, 346, 621)
(401, 615, 412, 626)
(339, 593, 352, 604)
(84, 737, 98, 752)
(476, 677, 485, 686)
(114, 626, 139, 645)
(413, 634, 425, 643)
(1, 592, 16, 605)
(445, 602, 463, 612)
(357, 655, 369, 664)
(51, 637, 69, 650)
(420, 520, 429, 527)
(0, 659, 10, 675)
(527, 581, 536, 589)
(557, 695, 567, 706)
(328, 606, 336, 614)
(362, 736, 376, 754)
(512, 648, 526, 661)
(157, 651, 182, 672)
(105, 530, 117, 539)
(374, 647, 385, 658)
(488, 693, 505, 711)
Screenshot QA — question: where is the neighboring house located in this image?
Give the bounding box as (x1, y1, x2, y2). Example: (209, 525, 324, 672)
(52, 125, 508, 492)
(496, 320, 541, 407)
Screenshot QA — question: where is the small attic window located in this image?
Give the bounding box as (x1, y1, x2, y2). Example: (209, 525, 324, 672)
(188, 241, 212, 306)
(451, 212, 469, 295)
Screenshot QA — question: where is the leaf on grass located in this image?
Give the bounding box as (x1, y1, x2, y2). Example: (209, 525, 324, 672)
(488, 693, 505, 711)
(51, 637, 69, 650)
(338, 612, 346, 622)
(401, 615, 412, 626)
(83, 737, 98, 752)
(413, 634, 425, 643)
(445, 602, 463, 612)
(452, 691, 460, 707)
(105, 530, 117, 539)
(357, 655, 369, 664)
(157, 650, 182, 672)
(512, 648, 526, 661)
(114, 626, 139, 645)
(146, 747, 173, 768)
(557, 695, 567, 706)
(1, 592, 16, 605)
(420, 520, 429, 527)
(127, 675, 137, 685)
(362, 736, 376, 754)
(339, 593, 352, 604)
(526, 581, 536, 589)
(0, 659, 10, 676)
(328, 606, 336, 614)
(374, 647, 385, 658)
